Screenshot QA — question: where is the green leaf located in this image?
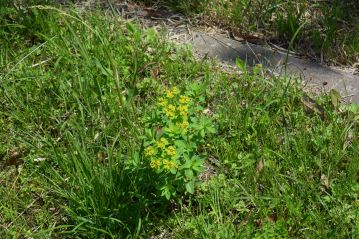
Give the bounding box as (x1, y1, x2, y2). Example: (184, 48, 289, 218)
(236, 58, 246, 71)
(161, 185, 171, 200)
(340, 103, 358, 114)
(174, 140, 187, 154)
(170, 167, 177, 174)
(185, 169, 194, 180)
(146, 28, 157, 43)
(191, 156, 204, 172)
(126, 22, 137, 33)
(182, 159, 192, 169)
(185, 181, 195, 194)
(200, 129, 205, 137)
(206, 125, 216, 134)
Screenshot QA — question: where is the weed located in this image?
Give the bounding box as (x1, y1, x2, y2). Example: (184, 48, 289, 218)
(141, 85, 215, 199)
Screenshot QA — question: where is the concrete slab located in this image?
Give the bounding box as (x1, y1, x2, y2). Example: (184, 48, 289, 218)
(191, 33, 359, 104)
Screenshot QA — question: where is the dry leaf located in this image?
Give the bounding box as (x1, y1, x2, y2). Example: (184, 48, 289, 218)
(203, 108, 213, 116)
(155, 127, 163, 136)
(97, 152, 107, 164)
(6, 150, 24, 167)
(255, 158, 264, 178)
(329, 89, 341, 109)
(34, 157, 46, 162)
(255, 218, 263, 227)
(150, 66, 160, 78)
(268, 213, 277, 223)
(320, 174, 330, 189)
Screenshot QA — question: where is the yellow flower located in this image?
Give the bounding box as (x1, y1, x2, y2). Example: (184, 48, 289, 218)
(156, 137, 168, 149)
(165, 90, 174, 99)
(177, 121, 189, 130)
(165, 87, 179, 99)
(163, 159, 178, 170)
(171, 87, 179, 95)
(164, 104, 176, 119)
(166, 146, 176, 157)
(144, 146, 155, 157)
(179, 95, 190, 104)
(178, 105, 188, 116)
(150, 159, 161, 169)
(167, 104, 176, 111)
(157, 97, 168, 107)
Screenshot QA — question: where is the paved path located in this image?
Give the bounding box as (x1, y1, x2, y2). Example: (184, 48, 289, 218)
(191, 33, 359, 104)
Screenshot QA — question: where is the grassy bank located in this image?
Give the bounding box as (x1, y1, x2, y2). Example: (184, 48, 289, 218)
(141, 0, 359, 65)
(1, 3, 358, 238)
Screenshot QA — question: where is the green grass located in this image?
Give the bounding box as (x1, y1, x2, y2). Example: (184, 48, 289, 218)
(0, 3, 358, 238)
(140, 0, 359, 65)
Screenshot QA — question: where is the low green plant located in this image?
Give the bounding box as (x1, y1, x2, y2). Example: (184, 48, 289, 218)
(142, 85, 216, 199)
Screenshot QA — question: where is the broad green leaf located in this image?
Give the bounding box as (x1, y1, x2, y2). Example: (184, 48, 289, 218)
(185, 169, 194, 180)
(185, 182, 194, 194)
(191, 156, 204, 172)
(161, 185, 171, 200)
(330, 89, 341, 109)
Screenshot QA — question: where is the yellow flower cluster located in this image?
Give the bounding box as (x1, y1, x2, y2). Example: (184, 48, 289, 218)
(150, 159, 161, 169)
(157, 97, 168, 107)
(156, 137, 168, 149)
(164, 104, 176, 119)
(165, 87, 179, 99)
(177, 121, 189, 130)
(166, 146, 176, 157)
(144, 146, 155, 156)
(163, 159, 178, 170)
(157, 87, 192, 122)
(145, 139, 178, 171)
(179, 95, 190, 104)
(178, 105, 188, 117)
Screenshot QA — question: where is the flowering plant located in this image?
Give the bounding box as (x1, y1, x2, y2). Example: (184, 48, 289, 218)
(143, 85, 216, 199)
